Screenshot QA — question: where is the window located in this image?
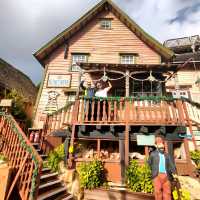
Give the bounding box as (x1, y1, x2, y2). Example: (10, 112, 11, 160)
(100, 19, 111, 29)
(120, 55, 135, 64)
(66, 92, 76, 102)
(71, 54, 88, 72)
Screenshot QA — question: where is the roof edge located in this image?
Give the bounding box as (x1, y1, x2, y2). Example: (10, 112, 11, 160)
(34, 0, 174, 64)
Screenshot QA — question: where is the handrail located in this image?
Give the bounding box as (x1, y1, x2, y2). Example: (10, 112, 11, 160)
(43, 97, 187, 135)
(0, 112, 43, 200)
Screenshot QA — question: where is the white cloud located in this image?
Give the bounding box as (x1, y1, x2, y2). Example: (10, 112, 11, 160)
(0, 0, 199, 83)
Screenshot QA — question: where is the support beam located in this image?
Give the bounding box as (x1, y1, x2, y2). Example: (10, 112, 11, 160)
(125, 70, 130, 167)
(125, 70, 130, 97)
(125, 124, 129, 167)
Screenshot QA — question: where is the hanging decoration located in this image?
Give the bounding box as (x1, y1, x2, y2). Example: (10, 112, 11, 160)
(86, 66, 172, 83)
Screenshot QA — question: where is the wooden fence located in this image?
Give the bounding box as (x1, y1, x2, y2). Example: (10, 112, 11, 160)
(0, 112, 43, 200)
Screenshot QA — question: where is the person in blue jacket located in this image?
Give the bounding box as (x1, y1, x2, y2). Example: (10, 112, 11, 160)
(80, 79, 97, 120)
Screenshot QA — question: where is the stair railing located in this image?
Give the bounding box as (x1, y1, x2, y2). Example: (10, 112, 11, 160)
(0, 112, 43, 200)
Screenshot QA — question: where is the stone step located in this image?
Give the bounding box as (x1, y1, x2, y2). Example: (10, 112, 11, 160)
(37, 186, 66, 200)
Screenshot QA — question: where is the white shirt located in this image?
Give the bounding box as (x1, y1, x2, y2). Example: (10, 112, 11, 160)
(95, 88, 109, 98)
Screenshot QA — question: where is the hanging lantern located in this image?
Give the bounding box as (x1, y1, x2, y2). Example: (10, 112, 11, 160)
(101, 66, 109, 82)
(147, 71, 156, 82)
(101, 75, 108, 82)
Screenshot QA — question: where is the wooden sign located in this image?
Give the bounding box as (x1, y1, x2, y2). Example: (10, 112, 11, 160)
(136, 135, 155, 146)
(47, 74, 71, 88)
(0, 99, 12, 107)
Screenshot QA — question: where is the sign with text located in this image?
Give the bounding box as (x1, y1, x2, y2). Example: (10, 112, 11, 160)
(0, 99, 12, 107)
(136, 135, 155, 146)
(47, 74, 71, 88)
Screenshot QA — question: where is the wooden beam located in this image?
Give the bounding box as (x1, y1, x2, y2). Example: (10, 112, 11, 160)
(125, 70, 130, 97)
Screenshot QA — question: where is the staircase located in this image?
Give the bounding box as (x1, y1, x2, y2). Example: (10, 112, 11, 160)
(32, 143, 73, 200)
(0, 112, 73, 200)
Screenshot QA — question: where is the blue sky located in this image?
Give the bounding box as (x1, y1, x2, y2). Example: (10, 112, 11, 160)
(0, 0, 199, 84)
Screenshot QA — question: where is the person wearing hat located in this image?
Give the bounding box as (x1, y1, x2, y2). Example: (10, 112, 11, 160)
(80, 79, 96, 98)
(148, 136, 177, 200)
(80, 79, 97, 121)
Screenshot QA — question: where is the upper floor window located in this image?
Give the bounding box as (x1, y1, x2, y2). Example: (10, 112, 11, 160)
(120, 54, 135, 64)
(100, 19, 112, 29)
(71, 54, 88, 72)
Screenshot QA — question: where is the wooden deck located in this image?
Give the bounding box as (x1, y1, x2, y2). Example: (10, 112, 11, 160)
(45, 98, 189, 133)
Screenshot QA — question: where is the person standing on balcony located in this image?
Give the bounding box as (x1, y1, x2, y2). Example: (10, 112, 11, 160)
(95, 81, 112, 98)
(95, 81, 112, 121)
(80, 79, 96, 99)
(80, 79, 96, 120)
(148, 136, 177, 200)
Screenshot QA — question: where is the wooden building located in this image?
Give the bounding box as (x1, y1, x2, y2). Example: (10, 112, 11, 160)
(164, 35, 200, 102)
(33, 0, 198, 184)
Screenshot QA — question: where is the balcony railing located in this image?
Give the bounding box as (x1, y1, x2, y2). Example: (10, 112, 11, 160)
(76, 97, 185, 125)
(44, 97, 188, 134)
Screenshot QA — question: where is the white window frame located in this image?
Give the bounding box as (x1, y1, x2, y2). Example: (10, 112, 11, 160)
(100, 19, 112, 29)
(120, 55, 135, 64)
(66, 92, 76, 102)
(71, 54, 88, 72)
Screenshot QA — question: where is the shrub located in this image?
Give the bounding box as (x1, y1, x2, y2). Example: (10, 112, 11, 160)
(78, 160, 104, 189)
(172, 188, 190, 200)
(0, 154, 7, 162)
(190, 150, 200, 175)
(46, 144, 65, 172)
(190, 150, 200, 166)
(126, 160, 153, 193)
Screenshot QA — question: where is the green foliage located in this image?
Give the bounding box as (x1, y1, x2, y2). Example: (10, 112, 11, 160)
(6, 89, 27, 119)
(0, 154, 7, 162)
(46, 144, 65, 172)
(190, 150, 200, 175)
(190, 150, 200, 166)
(78, 160, 105, 189)
(172, 188, 191, 200)
(126, 160, 153, 193)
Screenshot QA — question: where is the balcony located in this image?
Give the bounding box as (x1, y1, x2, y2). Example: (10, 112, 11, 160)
(45, 96, 187, 133)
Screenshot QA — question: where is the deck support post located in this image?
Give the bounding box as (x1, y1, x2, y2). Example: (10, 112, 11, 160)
(125, 70, 130, 97)
(125, 124, 129, 167)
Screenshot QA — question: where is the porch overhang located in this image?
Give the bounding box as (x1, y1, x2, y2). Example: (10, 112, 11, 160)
(78, 62, 179, 74)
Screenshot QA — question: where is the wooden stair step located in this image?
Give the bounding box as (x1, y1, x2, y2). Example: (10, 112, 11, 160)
(40, 154, 48, 159)
(61, 194, 74, 200)
(42, 167, 51, 173)
(53, 193, 74, 200)
(32, 142, 40, 147)
(40, 172, 58, 180)
(37, 186, 66, 200)
(39, 179, 62, 189)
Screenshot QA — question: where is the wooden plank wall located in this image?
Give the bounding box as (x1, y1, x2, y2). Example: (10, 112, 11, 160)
(33, 10, 161, 128)
(166, 70, 200, 103)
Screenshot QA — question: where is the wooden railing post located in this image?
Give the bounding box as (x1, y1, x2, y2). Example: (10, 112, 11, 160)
(182, 101, 197, 150)
(0, 112, 43, 200)
(176, 99, 185, 125)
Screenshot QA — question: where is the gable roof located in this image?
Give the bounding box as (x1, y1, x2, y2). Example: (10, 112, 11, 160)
(34, 0, 174, 66)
